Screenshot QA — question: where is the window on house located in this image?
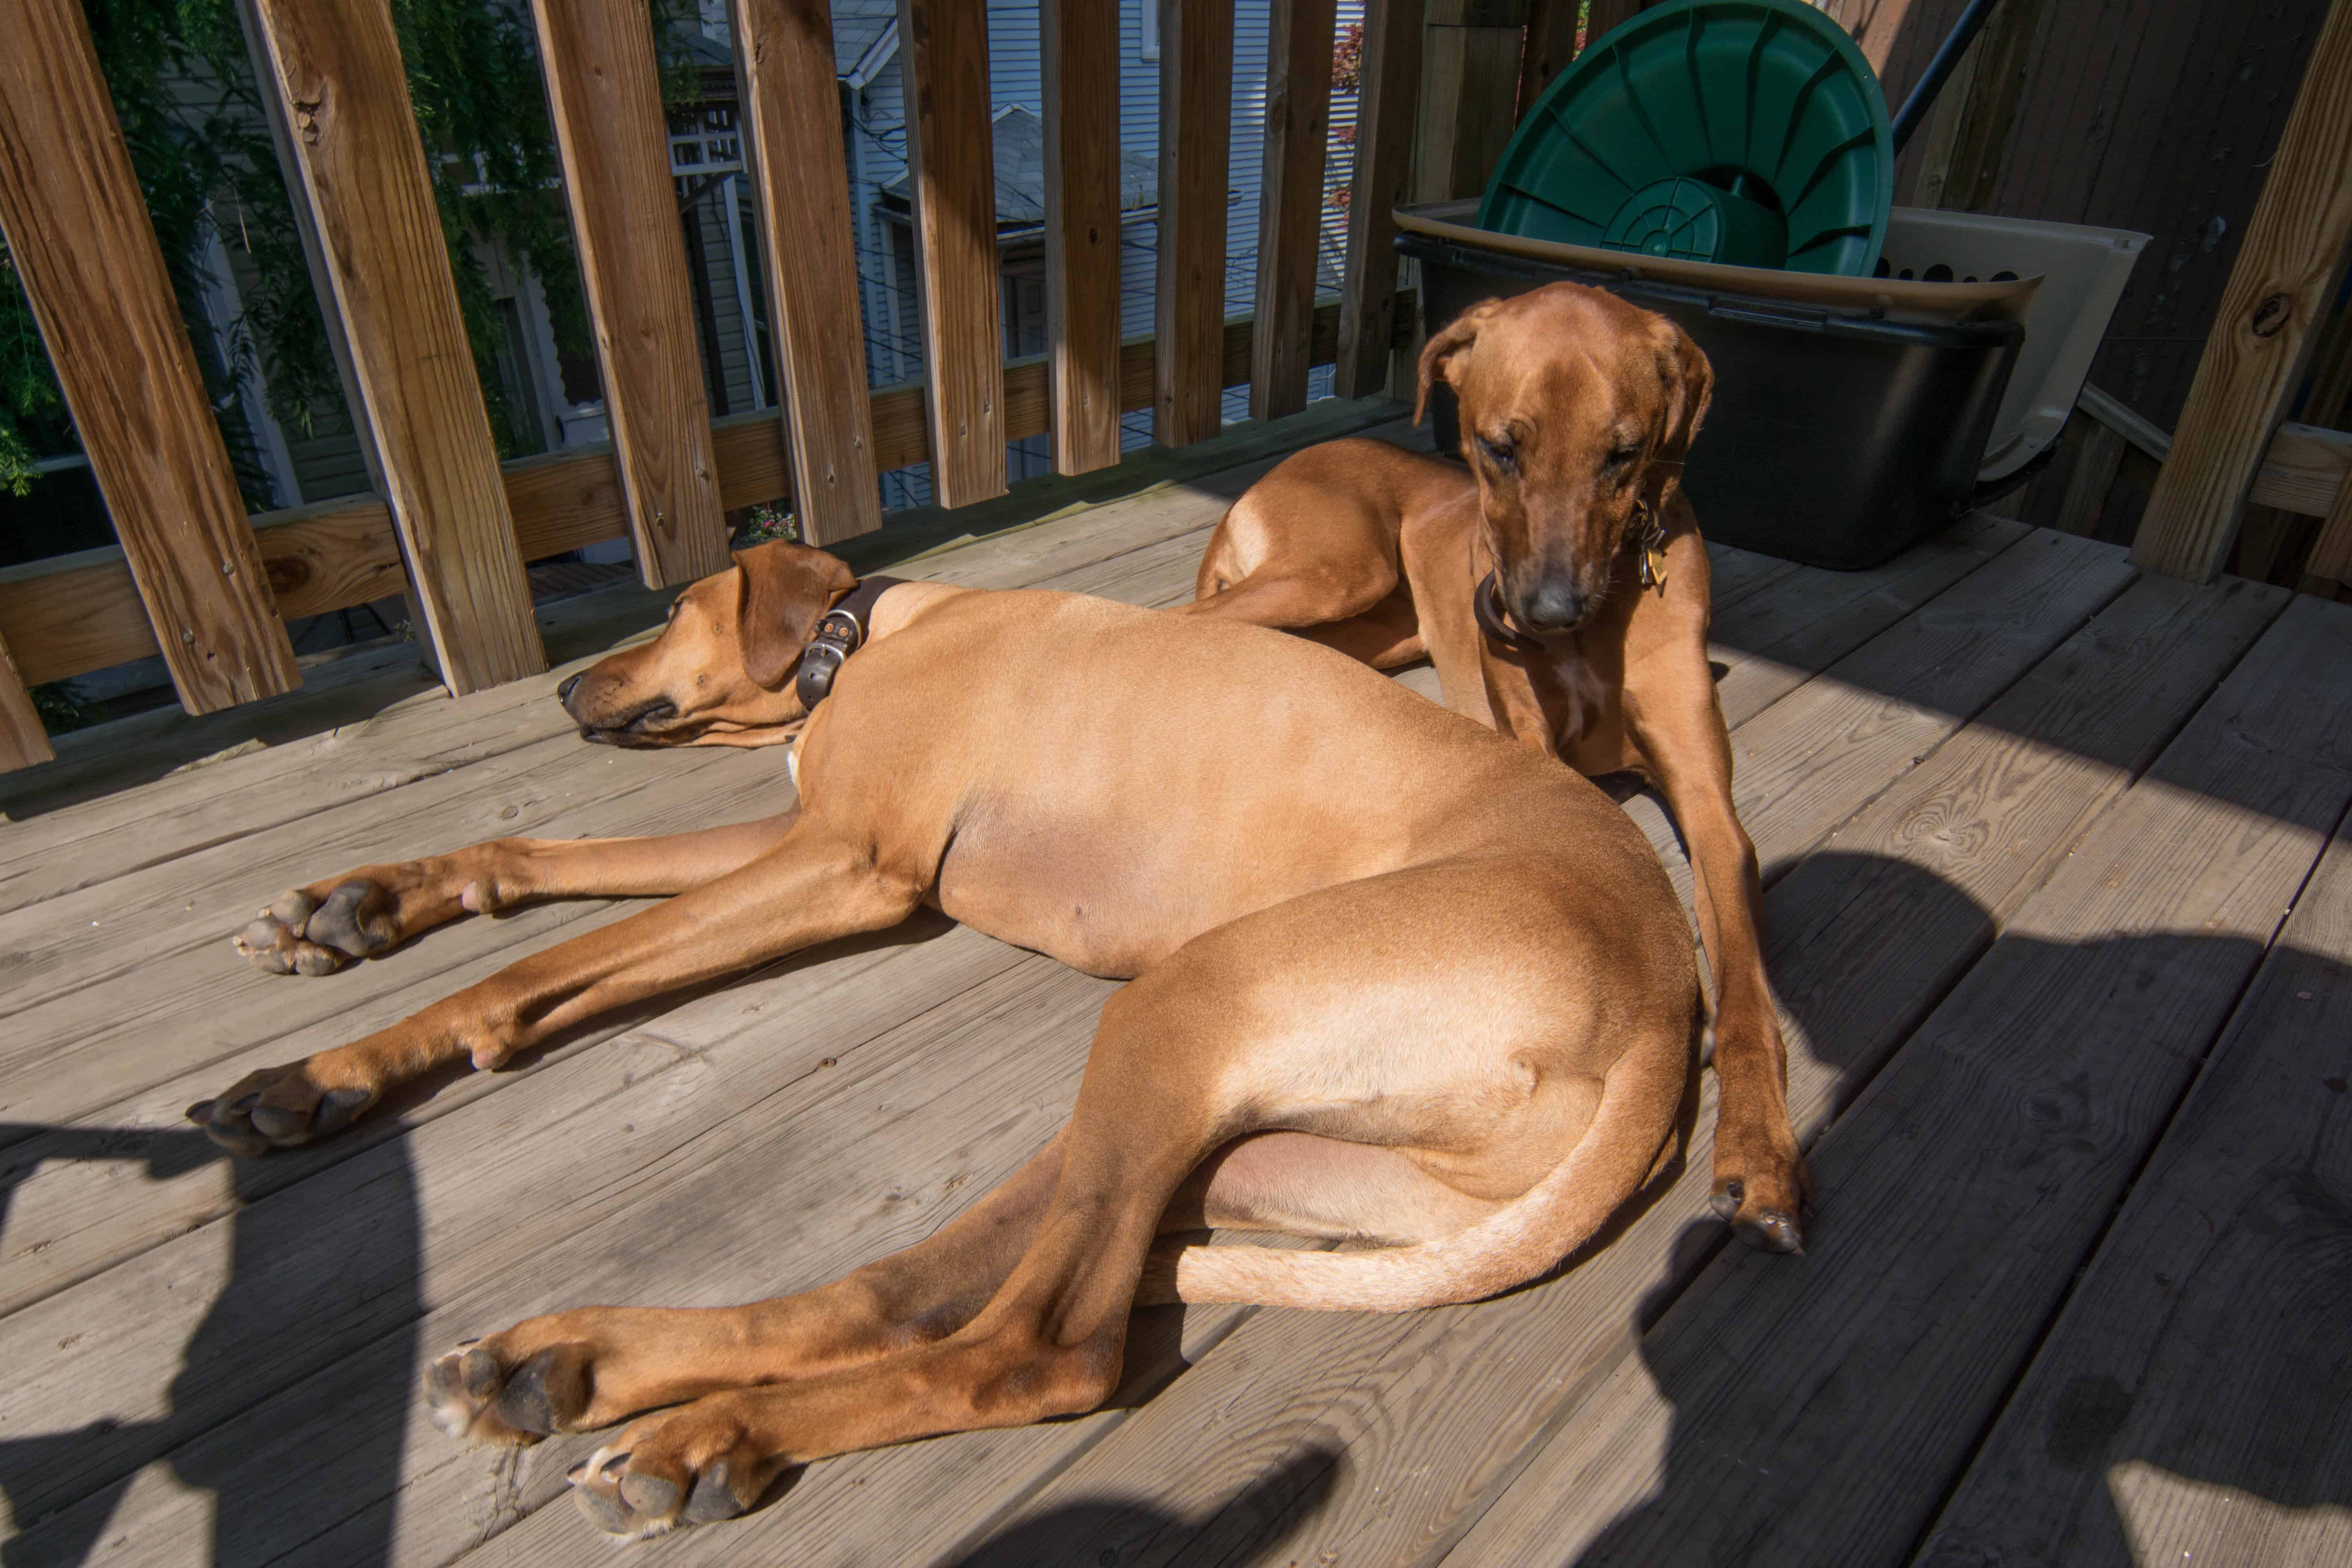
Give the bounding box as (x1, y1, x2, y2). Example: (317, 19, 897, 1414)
(1140, 0, 1159, 62)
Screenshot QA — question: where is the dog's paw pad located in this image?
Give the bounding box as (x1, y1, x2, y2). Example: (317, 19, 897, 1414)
(425, 1340, 593, 1443)
(306, 878, 397, 958)
(235, 911, 345, 977)
(1710, 1175, 1808, 1254)
(186, 1065, 375, 1153)
(567, 1432, 761, 1539)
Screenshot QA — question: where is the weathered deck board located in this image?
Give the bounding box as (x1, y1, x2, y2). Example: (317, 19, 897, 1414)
(935, 530, 2159, 1568)
(1913, 825, 2352, 1568)
(1446, 594, 2352, 1568)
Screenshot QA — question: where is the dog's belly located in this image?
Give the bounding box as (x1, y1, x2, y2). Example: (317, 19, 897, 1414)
(931, 828, 1310, 978)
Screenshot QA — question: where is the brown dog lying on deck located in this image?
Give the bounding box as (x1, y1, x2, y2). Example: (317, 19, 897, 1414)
(1179, 281, 1807, 1250)
(183, 541, 1698, 1539)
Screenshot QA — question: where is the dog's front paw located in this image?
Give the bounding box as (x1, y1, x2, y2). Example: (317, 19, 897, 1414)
(1708, 1138, 1811, 1254)
(424, 1338, 603, 1444)
(234, 879, 400, 975)
(185, 1057, 379, 1153)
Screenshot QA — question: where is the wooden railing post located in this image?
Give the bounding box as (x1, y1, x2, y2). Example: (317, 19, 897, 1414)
(0, 632, 53, 770)
(0, 0, 300, 719)
(529, 0, 730, 587)
(1250, 0, 1339, 422)
(1414, 0, 1528, 203)
(1156, 0, 1235, 448)
(899, 0, 1009, 506)
(735, 0, 884, 544)
(1043, 0, 1124, 475)
(2132, 0, 2352, 583)
(249, 0, 545, 692)
(1337, 0, 1426, 399)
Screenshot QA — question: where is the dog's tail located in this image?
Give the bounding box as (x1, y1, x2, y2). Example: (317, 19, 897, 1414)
(1143, 1042, 1684, 1313)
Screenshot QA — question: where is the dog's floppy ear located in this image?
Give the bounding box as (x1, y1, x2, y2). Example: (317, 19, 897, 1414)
(732, 541, 857, 690)
(1646, 317, 1715, 509)
(1415, 298, 1503, 427)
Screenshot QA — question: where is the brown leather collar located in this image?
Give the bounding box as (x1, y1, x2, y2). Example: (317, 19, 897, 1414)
(795, 575, 905, 711)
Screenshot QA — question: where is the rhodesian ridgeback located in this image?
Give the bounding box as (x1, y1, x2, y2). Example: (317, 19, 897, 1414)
(1181, 281, 1808, 1252)
(185, 542, 1698, 1538)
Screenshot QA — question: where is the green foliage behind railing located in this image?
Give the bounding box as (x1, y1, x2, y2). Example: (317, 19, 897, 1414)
(1, 0, 699, 503)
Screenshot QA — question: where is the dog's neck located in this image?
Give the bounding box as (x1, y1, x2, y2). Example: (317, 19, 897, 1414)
(794, 575, 906, 712)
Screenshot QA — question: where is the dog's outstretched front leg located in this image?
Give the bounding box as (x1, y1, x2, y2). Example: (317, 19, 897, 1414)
(190, 819, 921, 1152)
(1625, 675, 1809, 1253)
(233, 813, 801, 976)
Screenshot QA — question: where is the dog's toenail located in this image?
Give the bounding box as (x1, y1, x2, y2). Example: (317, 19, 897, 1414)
(567, 1460, 588, 1482)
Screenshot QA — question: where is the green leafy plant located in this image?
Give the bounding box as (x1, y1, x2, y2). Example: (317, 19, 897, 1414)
(731, 503, 800, 547)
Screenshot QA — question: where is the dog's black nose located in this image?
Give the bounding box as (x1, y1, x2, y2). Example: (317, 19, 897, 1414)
(1519, 579, 1586, 631)
(556, 673, 583, 704)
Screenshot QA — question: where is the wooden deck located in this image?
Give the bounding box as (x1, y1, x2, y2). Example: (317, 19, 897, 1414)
(2, 402, 2349, 1568)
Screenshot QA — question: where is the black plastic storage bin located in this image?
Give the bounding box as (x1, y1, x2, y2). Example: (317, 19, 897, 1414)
(1401, 229, 2025, 570)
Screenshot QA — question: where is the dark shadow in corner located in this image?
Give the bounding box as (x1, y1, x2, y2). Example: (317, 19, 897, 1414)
(0, 1124, 418, 1568)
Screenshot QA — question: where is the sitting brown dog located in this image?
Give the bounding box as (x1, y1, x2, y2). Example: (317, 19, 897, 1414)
(1180, 281, 1806, 1250)
(185, 543, 1699, 1539)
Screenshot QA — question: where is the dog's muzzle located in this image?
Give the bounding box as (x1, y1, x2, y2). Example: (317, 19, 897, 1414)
(1475, 573, 1551, 653)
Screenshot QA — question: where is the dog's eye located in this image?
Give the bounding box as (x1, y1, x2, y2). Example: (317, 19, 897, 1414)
(1477, 432, 1519, 475)
(1603, 444, 1641, 472)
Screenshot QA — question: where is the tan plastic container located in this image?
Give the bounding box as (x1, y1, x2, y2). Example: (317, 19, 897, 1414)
(1877, 209, 2149, 480)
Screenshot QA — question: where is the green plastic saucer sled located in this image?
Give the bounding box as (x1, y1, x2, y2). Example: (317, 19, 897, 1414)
(1478, 0, 1894, 276)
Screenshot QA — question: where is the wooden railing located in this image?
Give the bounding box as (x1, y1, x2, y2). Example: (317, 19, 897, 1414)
(0, 0, 1434, 771)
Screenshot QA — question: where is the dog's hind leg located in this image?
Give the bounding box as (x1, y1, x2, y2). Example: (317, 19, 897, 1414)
(234, 812, 804, 976)
(482, 966, 1238, 1536)
(424, 1135, 1076, 1444)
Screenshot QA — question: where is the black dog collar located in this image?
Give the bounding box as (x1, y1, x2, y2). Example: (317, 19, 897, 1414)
(794, 575, 905, 711)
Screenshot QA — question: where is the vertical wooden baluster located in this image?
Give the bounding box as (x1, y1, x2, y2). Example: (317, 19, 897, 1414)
(1155, 0, 1234, 448)
(1251, 0, 1339, 422)
(248, 0, 545, 691)
(529, 0, 729, 586)
(735, 0, 884, 544)
(1044, 0, 1124, 475)
(0, 632, 52, 770)
(1336, 0, 1425, 400)
(2132, 0, 2352, 583)
(0, 0, 300, 716)
(899, 0, 1008, 506)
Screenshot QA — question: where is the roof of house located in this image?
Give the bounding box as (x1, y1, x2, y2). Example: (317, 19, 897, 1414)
(882, 106, 1160, 228)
